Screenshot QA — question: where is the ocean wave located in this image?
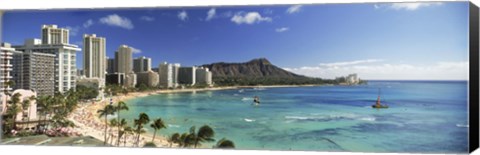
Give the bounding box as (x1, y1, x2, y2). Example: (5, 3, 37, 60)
(238, 89, 245, 93)
(456, 124, 469, 128)
(242, 97, 253, 101)
(253, 87, 266, 90)
(244, 118, 255, 122)
(285, 113, 375, 122)
(233, 93, 240, 96)
(168, 124, 180, 128)
(359, 117, 376, 122)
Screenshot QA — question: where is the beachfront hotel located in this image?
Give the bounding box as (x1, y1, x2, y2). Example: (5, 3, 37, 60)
(106, 57, 115, 74)
(0, 43, 14, 94)
(195, 67, 213, 86)
(178, 66, 197, 86)
(136, 70, 159, 87)
(109, 45, 136, 88)
(13, 25, 80, 93)
(133, 56, 152, 73)
(158, 62, 180, 88)
(11, 48, 56, 96)
(83, 34, 106, 87)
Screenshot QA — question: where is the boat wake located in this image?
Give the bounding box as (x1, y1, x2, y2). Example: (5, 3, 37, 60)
(285, 113, 376, 122)
(244, 118, 256, 122)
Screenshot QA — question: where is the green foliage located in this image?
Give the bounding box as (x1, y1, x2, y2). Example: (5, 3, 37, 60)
(75, 85, 99, 100)
(215, 138, 235, 149)
(143, 142, 157, 147)
(105, 84, 123, 96)
(213, 76, 337, 86)
(150, 118, 167, 142)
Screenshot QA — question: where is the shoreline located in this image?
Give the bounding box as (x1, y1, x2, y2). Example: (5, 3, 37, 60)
(67, 84, 328, 147)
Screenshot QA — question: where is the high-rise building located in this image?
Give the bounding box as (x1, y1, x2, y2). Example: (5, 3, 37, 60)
(14, 37, 81, 93)
(11, 50, 55, 96)
(41, 25, 69, 45)
(178, 66, 197, 86)
(106, 57, 115, 74)
(0, 43, 14, 94)
(83, 34, 106, 82)
(133, 56, 151, 73)
(195, 67, 213, 86)
(158, 62, 180, 88)
(136, 70, 159, 88)
(114, 45, 133, 74)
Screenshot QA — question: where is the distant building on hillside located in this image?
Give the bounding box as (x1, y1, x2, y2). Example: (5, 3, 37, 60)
(336, 73, 360, 85)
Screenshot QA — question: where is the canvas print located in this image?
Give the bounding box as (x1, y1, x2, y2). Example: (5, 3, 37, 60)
(0, 1, 471, 153)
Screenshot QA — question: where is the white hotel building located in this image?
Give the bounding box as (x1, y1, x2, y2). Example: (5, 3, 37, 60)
(13, 25, 81, 93)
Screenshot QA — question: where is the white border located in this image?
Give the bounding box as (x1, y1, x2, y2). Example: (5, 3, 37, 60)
(0, 0, 478, 155)
(0, 0, 468, 10)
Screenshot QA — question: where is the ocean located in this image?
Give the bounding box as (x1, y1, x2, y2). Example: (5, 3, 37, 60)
(122, 81, 468, 153)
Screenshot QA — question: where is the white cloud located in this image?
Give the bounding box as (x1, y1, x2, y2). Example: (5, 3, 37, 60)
(178, 10, 188, 21)
(140, 16, 155, 22)
(275, 27, 289, 32)
(131, 47, 142, 54)
(286, 5, 302, 14)
(65, 26, 80, 36)
(83, 19, 94, 28)
(374, 2, 443, 11)
(231, 12, 272, 25)
(283, 60, 468, 80)
(206, 8, 216, 21)
(99, 14, 134, 30)
(319, 59, 384, 67)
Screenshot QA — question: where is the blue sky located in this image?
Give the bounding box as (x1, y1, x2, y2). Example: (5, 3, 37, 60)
(2, 2, 469, 80)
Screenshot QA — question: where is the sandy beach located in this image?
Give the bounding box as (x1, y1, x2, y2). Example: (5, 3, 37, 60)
(67, 86, 243, 147)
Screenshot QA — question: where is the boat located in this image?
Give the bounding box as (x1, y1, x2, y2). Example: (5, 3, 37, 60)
(372, 88, 388, 109)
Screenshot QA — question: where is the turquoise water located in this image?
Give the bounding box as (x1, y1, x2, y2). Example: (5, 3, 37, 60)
(122, 81, 468, 153)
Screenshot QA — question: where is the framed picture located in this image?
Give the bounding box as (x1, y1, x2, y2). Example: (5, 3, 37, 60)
(0, 0, 479, 154)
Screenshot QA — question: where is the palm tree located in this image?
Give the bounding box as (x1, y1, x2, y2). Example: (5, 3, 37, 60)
(168, 133, 180, 147)
(134, 112, 150, 147)
(20, 98, 30, 130)
(109, 119, 118, 145)
(215, 138, 235, 149)
(150, 118, 167, 142)
(116, 118, 128, 146)
(97, 104, 115, 145)
(123, 126, 133, 147)
(25, 95, 36, 129)
(194, 125, 215, 148)
(143, 142, 156, 148)
(115, 101, 129, 145)
(8, 93, 22, 130)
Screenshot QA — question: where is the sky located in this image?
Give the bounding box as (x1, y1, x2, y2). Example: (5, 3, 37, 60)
(1, 2, 469, 80)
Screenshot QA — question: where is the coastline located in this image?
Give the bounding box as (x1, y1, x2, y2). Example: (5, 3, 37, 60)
(67, 84, 326, 147)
